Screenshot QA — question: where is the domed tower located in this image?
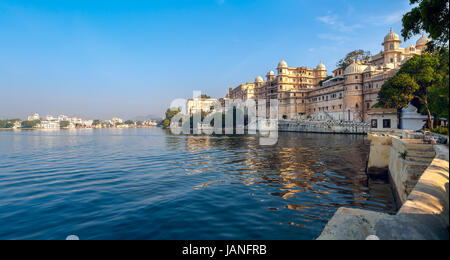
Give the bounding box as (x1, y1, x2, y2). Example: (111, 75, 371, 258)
(416, 32, 430, 52)
(278, 59, 288, 75)
(382, 28, 402, 65)
(254, 75, 264, 87)
(316, 60, 327, 80)
(266, 70, 275, 81)
(343, 60, 366, 121)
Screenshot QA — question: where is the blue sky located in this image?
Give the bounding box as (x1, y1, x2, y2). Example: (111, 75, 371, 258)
(0, 0, 423, 120)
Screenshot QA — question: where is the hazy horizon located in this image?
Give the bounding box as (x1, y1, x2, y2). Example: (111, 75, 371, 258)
(0, 0, 423, 120)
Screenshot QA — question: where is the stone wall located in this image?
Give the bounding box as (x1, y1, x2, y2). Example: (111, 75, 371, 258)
(317, 141, 449, 240)
(278, 120, 370, 134)
(388, 137, 436, 205)
(367, 133, 394, 176)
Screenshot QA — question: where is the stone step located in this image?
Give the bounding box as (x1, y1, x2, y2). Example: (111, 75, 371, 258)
(406, 154, 434, 164)
(404, 149, 436, 158)
(405, 160, 431, 168)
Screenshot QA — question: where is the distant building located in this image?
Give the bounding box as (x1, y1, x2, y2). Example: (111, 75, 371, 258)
(367, 108, 398, 131)
(400, 103, 429, 131)
(226, 28, 430, 122)
(45, 115, 57, 121)
(40, 121, 60, 129)
(27, 113, 40, 121)
(13, 121, 22, 129)
(112, 117, 123, 124)
(83, 120, 94, 128)
(58, 115, 69, 122)
(187, 98, 221, 115)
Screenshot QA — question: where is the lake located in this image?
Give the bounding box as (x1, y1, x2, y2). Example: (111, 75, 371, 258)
(0, 128, 395, 239)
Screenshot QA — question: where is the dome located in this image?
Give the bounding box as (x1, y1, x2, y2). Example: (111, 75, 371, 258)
(383, 28, 401, 43)
(316, 60, 326, 71)
(278, 59, 288, 68)
(416, 33, 430, 47)
(255, 75, 264, 82)
(267, 70, 275, 76)
(344, 60, 366, 75)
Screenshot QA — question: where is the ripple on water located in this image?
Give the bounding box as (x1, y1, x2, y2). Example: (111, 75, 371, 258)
(0, 128, 396, 239)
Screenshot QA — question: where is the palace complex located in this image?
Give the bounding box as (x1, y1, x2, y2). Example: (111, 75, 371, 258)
(225, 28, 430, 123)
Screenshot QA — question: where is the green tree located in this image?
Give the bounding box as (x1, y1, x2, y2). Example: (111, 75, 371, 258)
(124, 120, 134, 125)
(336, 49, 372, 69)
(160, 108, 181, 128)
(428, 75, 449, 120)
(378, 53, 444, 129)
(401, 0, 449, 50)
(92, 119, 102, 126)
(0, 119, 21, 128)
(427, 48, 449, 120)
(197, 94, 211, 99)
(21, 120, 41, 129)
(165, 108, 181, 121)
(378, 73, 419, 108)
(59, 121, 70, 128)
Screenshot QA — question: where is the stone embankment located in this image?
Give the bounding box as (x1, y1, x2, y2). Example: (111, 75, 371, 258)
(317, 131, 449, 240)
(278, 120, 370, 134)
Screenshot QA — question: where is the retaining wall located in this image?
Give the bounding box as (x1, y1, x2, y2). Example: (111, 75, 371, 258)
(278, 120, 370, 134)
(317, 141, 449, 240)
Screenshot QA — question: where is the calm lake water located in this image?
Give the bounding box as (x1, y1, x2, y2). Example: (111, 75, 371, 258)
(0, 128, 395, 240)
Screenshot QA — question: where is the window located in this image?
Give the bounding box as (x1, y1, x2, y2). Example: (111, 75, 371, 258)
(355, 86, 358, 90)
(390, 58, 394, 63)
(383, 119, 391, 128)
(356, 103, 359, 108)
(367, 103, 370, 109)
(371, 119, 378, 128)
(355, 76, 358, 80)
(390, 44, 394, 50)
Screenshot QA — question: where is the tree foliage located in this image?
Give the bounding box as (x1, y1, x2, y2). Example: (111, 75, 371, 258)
(0, 119, 20, 128)
(378, 51, 448, 129)
(402, 0, 449, 50)
(161, 108, 181, 128)
(336, 49, 372, 69)
(428, 48, 449, 120)
(59, 121, 70, 128)
(378, 73, 419, 109)
(21, 120, 41, 128)
(198, 94, 211, 99)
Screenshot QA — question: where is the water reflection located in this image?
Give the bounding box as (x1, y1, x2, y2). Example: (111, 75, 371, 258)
(0, 128, 395, 240)
(165, 131, 394, 215)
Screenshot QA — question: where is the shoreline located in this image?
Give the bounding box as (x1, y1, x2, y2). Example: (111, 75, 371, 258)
(317, 131, 449, 240)
(0, 126, 158, 131)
